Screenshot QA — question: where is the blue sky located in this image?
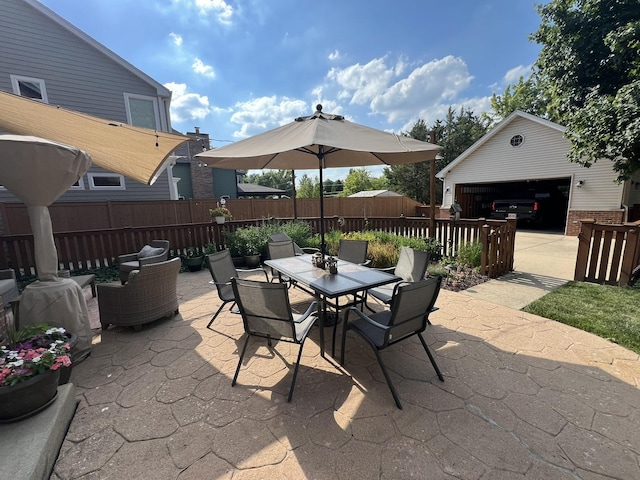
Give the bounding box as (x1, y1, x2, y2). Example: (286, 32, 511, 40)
(40, 0, 543, 181)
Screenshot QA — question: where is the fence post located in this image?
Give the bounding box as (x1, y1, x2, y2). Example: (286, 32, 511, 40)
(574, 219, 595, 281)
(619, 228, 639, 286)
(480, 223, 489, 276)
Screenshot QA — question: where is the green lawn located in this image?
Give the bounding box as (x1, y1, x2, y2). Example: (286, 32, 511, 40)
(523, 281, 640, 354)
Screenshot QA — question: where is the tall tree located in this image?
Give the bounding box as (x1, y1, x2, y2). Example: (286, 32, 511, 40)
(531, 0, 640, 180)
(490, 75, 555, 122)
(341, 168, 374, 196)
(384, 109, 489, 203)
(296, 174, 320, 198)
(244, 170, 293, 197)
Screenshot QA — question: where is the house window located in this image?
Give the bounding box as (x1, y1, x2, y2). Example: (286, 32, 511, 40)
(124, 93, 160, 129)
(87, 173, 125, 190)
(69, 177, 85, 190)
(10, 75, 49, 103)
(510, 134, 524, 147)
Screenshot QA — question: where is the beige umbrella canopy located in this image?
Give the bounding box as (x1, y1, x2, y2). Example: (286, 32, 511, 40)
(197, 105, 441, 253)
(0, 135, 91, 281)
(0, 90, 188, 185)
(0, 135, 94, 357)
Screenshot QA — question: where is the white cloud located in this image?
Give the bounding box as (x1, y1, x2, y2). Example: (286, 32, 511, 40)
(229, 96, 309, 138)
(192, 58, 216, 79)
(169, 32, 183, 46)
(327, 58, 395, 105)
(328, 50, 340, 61)
(504, 64, 533, 84)
(194, 0, 233, 23)
(164, 82, 212, 123)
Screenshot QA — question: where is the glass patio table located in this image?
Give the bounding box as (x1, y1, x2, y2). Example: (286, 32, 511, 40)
(264, 254, 400, 358)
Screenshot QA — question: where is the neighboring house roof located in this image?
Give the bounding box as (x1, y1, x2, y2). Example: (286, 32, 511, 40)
(436, 110, 566, 179)
(22, 0, 171, 97)
(237, 183, 285, 196)
(348, 190, 402, 197)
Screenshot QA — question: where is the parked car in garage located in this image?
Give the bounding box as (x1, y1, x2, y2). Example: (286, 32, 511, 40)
(490, 199, 542, 225)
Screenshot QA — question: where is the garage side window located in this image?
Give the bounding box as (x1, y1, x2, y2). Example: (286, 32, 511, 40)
(88, 173, 126, 190)
(510, 134, 524, 147)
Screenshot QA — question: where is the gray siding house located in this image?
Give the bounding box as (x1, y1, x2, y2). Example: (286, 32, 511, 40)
(0, 0, 177, 203)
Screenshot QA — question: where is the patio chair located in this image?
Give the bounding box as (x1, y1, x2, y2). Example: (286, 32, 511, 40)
(267, 240, 297, 285)
(269, 233, 319, 255)
(231, 277, 317, 402)
(118, 239, 170, 284)
(338, 239, 371, 266)
(341, 276, 444, 409)
(0, 269, 19, 310)
(97, 257, 181, 331)
(204, 249, 268, 329)
(365, 246, 430, 311)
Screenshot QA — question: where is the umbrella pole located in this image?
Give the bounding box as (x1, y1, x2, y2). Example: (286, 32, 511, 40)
(318, 148, 326, 257)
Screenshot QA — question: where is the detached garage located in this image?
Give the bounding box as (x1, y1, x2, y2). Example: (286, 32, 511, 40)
(437, 111, 640, 235)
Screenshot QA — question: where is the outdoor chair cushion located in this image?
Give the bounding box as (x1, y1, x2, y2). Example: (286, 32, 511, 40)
(137, 245, 165, 259)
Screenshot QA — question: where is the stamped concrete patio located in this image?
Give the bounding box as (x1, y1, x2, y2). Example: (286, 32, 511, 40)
(53, 268, 640, 479)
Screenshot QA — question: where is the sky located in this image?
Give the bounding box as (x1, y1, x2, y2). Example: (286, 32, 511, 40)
(39, 0, 544, 182)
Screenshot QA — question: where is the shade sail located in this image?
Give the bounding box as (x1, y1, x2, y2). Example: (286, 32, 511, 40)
(196, 105, 441, 254)
(0, 90, 188, 185)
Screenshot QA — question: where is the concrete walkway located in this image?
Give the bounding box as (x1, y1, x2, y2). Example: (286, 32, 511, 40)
(462, 231, 580, 309)
(52, 264, 640, 480)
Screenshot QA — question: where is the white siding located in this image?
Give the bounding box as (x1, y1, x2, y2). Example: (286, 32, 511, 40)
(442, 115, 625, 211)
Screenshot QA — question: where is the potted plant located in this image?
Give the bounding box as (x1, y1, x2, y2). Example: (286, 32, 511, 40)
(180, 248, 205, 272)
(0, 323, 73, 422)
(209, 207, 231, 225)
(239, 227, 264, 268)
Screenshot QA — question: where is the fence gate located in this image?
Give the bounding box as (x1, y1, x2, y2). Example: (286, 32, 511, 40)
(574, 220, 640, 286)
(480, 221, 516, 278)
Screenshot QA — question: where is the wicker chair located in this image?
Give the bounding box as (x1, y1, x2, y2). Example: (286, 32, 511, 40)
(98, 257, 180, 331)
(0, 269, 19, 310)
(118, 239, 170, 284)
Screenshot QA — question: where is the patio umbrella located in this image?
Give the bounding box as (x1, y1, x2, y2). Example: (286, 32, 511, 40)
(196, 105, 442, 253)
(0, 134, 93, 358)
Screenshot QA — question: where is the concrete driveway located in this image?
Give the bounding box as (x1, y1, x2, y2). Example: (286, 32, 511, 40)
(462, 231, 580, 309)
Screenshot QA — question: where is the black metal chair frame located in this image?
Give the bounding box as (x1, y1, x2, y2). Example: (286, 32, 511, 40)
(341, 276, 444, 409)
(231, 277, 318, 402)
(204, 250, 267, 329)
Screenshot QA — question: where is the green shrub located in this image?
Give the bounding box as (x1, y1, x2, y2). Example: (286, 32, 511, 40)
(456, 241, 482, 268)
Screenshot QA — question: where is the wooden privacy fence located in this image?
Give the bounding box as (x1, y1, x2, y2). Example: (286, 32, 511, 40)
(574, 219, 640, 286)
(0, 197, 425, 235)
(479, 220, 516, 278)
(0, 216, 516, 279)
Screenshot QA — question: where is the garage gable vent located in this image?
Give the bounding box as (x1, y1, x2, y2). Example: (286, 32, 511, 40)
(510, 134, 524, 147)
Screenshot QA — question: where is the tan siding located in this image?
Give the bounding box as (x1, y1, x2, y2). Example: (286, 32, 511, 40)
(443, 115, 624, 211)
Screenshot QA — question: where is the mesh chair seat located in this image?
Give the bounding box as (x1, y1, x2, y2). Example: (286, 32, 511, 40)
(231, 278, 318, 402)
(367, 246, 430, 309)
(205, 250, 267, 328)
(342, 277, 444, 409)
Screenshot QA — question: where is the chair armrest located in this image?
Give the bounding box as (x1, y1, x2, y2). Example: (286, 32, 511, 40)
(237, 267, 269, 281)
(118, 253, 138, 263)
(346, 306, 390, 331)
(296, 301, 318, 323)
(359, 259, 372, 267)
(0, 269, 16, 281)
(376, 266, 395, 273)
